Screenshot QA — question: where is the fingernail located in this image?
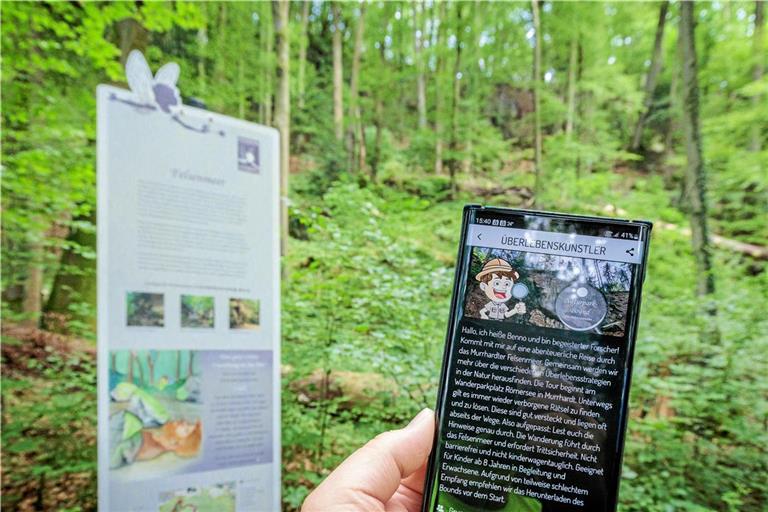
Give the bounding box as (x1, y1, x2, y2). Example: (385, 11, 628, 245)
(406, 408, 433, 430)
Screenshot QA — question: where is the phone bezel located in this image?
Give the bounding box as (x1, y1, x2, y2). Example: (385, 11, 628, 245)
(421, 205, 652, 512)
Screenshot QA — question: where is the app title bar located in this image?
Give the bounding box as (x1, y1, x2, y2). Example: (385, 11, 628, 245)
(468, 224, 643, 264)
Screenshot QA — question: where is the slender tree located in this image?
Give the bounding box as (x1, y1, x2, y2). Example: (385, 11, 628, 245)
(347, 3, 366, 173)
(565, 33, 579, 141)
(273, 0, 290, 254)
(371, 41, 386, 180)
(433, 0, 447, 174)
(679, 1, 718, 327)
(662, 66, 679, 182)
(197, 26, 208, 98)
(414, 0, 427, 129)
(262, 2, 274, 126)
(447, 2, 464, 199)
(44, 210, 96, 330)
(332, 3, 344, 141)
(21, 234, 43, 327)
(631, 1, 670, 152)
(297, 1, 311, 111)
(372, 93, 383, 180)
(531, 0, 543, 201)
(751, 0, 765, 151)
(211, 4, 228, 109)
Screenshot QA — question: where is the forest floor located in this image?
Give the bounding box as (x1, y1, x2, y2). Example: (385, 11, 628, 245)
(2, 324, 97, 511)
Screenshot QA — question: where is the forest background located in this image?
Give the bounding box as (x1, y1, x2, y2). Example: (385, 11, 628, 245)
(1, 1, 767, 511)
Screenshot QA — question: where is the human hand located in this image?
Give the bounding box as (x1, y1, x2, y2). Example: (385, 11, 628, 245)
(302, 408, 435, 512)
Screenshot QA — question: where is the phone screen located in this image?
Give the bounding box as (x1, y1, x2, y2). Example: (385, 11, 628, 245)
(422, 206, 652, 512)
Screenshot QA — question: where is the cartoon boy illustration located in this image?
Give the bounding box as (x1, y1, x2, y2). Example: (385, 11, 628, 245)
(475, 258, 527, 320)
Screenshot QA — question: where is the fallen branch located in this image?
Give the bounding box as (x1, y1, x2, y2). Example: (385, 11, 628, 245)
(601, 205, 768, 260)
(656, 221, 768, 260)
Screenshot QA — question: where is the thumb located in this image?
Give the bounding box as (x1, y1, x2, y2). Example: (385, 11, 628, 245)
(303, 408, 435, 511)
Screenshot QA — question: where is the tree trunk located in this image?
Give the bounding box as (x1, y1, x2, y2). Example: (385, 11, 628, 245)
(565, 34, 579, 140)
(434, 0, 447, 174)
(347, 3, 366, 173)
(262, 2, 274, 126)
(298, 1, 311, 111)
(213, 4, 229, 113)
(21, 237, 43, 328)
(237, 56, 245, 119)
(663, 59, 680, 183)
(116, 19, 148, 67)
(197, 27, 208, 98)
(188, 351, 195, 378)
(273, 0, 290, 256)
(679, 1, 718, 326)
(751, 0, 765, 151)
(575, 39, 585, 176)
(447, 3, 464, 199)
(371, 94, 383, 181)
(357, 113, 367, 175)
(631, 1, 669, 152)
(414, 0, 427, 129)
(176, 351, 182, 382)
(332, 3, 344, 141)
(43, 210, 97, 331)
(531, 0, 543, 202)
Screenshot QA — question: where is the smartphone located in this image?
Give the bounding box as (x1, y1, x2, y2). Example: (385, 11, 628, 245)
(422, 206, 652, 512)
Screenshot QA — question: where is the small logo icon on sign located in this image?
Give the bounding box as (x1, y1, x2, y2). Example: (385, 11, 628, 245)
(238, 137, 260, 174)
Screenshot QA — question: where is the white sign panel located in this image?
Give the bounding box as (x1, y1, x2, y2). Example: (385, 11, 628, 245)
(97, 52, 280, 512)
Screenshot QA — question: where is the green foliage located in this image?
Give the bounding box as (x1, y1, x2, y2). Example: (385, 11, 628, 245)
(281, 179, 457, 507)
(1, 346, 97, 510)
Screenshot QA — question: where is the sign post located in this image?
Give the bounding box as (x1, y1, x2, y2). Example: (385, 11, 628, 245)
(97, 52, 280, 511)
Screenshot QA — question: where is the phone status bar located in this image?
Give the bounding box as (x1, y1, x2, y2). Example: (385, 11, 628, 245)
(472, 214, 643, 241)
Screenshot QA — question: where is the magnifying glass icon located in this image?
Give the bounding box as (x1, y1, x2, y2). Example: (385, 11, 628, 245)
(512, 283, 529, 299)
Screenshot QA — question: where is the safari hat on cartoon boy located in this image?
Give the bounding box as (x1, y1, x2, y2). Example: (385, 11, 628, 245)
(475, 258, 520, 281)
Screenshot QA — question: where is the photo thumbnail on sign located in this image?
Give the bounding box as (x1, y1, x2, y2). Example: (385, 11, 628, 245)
(126, 292, 164, 327)
(181, 295, 215, 329)
(229, 298, 260, 330)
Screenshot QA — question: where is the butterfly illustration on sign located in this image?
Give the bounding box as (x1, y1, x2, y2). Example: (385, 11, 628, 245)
(126, 50, 181, 114)
(110, 50, 223, 136)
